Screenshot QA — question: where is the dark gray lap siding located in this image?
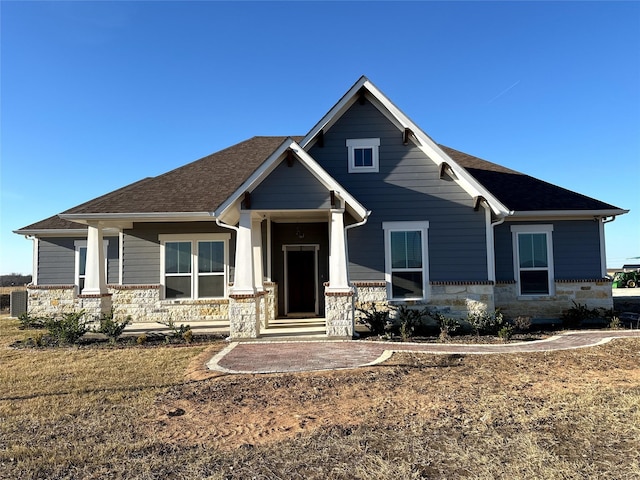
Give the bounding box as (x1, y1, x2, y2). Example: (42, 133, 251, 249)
(494, 220, 602, 281)
(122, 222, 236, 285)
(37, 237, 119, 285)
(310, 99, 488, 282)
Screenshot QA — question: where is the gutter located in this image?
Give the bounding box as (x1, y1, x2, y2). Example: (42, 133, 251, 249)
(344, 210, 371, 338)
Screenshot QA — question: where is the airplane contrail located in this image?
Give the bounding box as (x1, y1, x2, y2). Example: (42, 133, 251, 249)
(487, 80, 521, 105)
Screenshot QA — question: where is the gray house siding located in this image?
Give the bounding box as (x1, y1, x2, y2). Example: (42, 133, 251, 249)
(37, 236, 119, 285)
(38, 238, 76, 285)
(122, 222, 236, 285)
(250, 160, 331, 210)
(309, 98, 488, 282)
(494, 220, 603, 282)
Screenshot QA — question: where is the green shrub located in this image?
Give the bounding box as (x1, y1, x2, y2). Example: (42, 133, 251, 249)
(562, 301, 600, 328)
(94, 309, 131, 343)
(46, 310, 89, 344)
(357, 303, 392, 336)
(182, 329, 193, 343)
(136, 333, 147, 345)
(18, 312, 46, 330)
(513, 315, 532, 332)
(161, 319, 192, 342)
(608, 316, 623, 330)
(396, 305, 422, 341)
(434, 312, 460, 341)
(498, 324, 515, 341)
(467, 309, 505, 336)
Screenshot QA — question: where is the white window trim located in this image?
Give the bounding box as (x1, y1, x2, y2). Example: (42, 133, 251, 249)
(511, 224, 555, 296)
(159, 233, 231, 300)
(382, 221, 430, 302)
(74, 239, 109, 293)
(347, 138, 380, 173)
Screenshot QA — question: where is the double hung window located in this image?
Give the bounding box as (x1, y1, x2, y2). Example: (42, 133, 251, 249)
(383, 221, 429, 301)
(511, 225, 554, 296)
(161, 234, 229, 299)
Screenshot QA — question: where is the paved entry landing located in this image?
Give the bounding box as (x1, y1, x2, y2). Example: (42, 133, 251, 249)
(207, 330, 640, 374)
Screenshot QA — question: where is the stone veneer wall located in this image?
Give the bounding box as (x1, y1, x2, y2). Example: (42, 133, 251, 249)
(27, 284, 232, 326)
(325, 291, 354, 338)
(27, 285, 77, 317)
(263, 282, 278, 329)
(429, 282, 495, 317)
(495, 279, 613, 319)
(353, 281, 495, 319)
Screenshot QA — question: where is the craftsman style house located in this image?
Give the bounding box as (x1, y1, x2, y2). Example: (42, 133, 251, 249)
(15, 76, 628, 338)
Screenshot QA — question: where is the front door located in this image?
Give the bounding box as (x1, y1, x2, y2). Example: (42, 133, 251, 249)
(285, 247, 317, 315)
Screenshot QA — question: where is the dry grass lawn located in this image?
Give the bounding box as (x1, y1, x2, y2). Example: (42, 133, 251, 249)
(1, 315, 639, 479)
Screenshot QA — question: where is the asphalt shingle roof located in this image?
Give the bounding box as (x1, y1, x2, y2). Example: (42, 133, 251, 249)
(441, 145, 621, 212)
(16, 137, 622, 233)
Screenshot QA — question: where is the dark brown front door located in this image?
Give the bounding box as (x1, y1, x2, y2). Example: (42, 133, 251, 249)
(287, 250, 316, 313)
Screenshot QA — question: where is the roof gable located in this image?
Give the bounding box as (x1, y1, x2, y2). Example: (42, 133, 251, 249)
(300, 76, 512, 216)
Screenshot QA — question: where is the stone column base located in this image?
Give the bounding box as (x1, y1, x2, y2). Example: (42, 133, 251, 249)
(229, 293, 261, 339)
(78, 293, 113, 320)
(325, 290, 354, 338)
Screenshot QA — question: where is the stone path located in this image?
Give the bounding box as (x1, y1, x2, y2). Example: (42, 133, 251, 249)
(207, 330, 640, 374)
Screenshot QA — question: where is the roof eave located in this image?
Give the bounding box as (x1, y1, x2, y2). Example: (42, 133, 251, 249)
(58, 211, 215, 225)
(508, 209, 629, 220)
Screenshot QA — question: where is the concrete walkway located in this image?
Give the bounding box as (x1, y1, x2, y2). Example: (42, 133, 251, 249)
(207, 330, 640, 374)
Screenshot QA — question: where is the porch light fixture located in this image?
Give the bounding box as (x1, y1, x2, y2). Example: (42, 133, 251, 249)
(295, 225, 305, 239)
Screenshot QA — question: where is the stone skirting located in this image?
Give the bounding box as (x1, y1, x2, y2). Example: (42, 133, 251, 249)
(429, 283, 495, 317)
(229, 294, 261, 339)
(353, 282, 495, 319)
(495, 280, 613, 319)
(325, 290, 354, 338)
(27, 285, 77, 317)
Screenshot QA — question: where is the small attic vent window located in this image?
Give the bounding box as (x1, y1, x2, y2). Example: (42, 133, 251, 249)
(347, 138, 380, 173)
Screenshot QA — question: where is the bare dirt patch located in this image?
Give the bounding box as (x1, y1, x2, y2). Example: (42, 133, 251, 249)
(151, 338, 640, 454)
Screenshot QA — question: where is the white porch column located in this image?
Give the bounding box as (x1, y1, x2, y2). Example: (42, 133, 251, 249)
(82, 223, 107, 295)
(326, 208, 351, 293)
(251, 218, 264, 292)
(231, 211, 255, 295)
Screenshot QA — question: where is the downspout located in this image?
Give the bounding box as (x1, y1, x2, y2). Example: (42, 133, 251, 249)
(215, 217, 239, 289)
(599, 216, 617, 278)
(343, 211, 371, 338)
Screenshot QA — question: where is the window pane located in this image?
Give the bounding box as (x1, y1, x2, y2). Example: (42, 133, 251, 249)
(391, 231, 422, 269)
(79, 247, 87, 276)
(520, 270, 549, 295)
(391, 272, 423, 298)
(166, 276, 191, 299)
(79, 278, 85, 292)
(199, 275, 224, 297)
(198, 241, 224, 273)
(519, 233, 547, 268)
(354, 148, 373, 167)
(165, 242, 191, 274)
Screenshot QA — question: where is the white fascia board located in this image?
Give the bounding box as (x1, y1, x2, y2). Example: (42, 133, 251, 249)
(215, 138, 293, 219)
(59, 212, 213, 225)
(300, 76, 369, 148)
(300, 77, 511, 217)
(14, 228, 121, 237)
(508, 209, 629, 220)
(215, 138, 368, 222)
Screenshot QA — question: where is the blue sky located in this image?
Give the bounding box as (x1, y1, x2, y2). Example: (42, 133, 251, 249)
(1, 1, 639, 275)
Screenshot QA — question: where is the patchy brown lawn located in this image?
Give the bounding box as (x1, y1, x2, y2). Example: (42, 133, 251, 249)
(1, 315, 639, 479)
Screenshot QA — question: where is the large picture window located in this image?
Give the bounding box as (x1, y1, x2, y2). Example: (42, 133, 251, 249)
(511, 225, 554, 296)
(383, 221, 429, 301)
(160, 234, 230, 300)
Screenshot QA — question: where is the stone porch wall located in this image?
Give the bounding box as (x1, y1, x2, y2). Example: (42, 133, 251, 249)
(352, 281, 495, 319)
(495, 279, 613, 319)
(27, 285, 77, 317)
(325, 291, 354, 338)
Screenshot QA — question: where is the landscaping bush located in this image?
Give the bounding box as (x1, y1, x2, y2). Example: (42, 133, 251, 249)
(562, 301, 601, 328)
(18, 312, 46, 330)
(467, 309, 505, 336)
(46, 310, 89, 344)
(94, 309, 131, 343)
(357, 303, 393, 336)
